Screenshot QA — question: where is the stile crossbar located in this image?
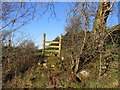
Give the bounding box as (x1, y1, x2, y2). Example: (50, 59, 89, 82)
(42, 33, 62, 60)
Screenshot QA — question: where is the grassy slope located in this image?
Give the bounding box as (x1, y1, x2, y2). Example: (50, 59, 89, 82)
(4, 45, 119, 88)
(3, 27, 120, 88)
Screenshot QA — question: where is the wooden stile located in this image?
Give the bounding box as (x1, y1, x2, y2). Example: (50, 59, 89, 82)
(42, 33, 62, 60)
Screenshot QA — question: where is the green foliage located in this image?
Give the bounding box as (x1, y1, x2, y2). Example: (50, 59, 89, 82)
(2, 25, 120, 88)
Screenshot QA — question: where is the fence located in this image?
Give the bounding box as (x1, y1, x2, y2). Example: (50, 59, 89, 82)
(42, 33, 62, 60)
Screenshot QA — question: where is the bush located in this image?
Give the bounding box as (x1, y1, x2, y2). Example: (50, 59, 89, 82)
(2, 40, 38, 87)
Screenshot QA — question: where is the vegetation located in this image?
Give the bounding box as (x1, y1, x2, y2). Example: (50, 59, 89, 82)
(1, 1, 120, 89)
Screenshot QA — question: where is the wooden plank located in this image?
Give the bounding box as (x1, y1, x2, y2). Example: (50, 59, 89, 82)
(45, 41, 51, 43)
(45, 41, 59, 44)
(45, 45, 59, 48)
(45, 50, 59, 53)
(45, 54, 50, 56)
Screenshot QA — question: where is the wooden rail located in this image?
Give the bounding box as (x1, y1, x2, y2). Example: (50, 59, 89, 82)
(45, 41, 59, 44)
(45, 46, 59, 48)
(45, 50, 59, 53)
(42, 33, 62, 60)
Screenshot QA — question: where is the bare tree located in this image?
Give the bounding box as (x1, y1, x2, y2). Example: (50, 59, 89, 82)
(1, 2, 36, 31)
(63, 1, 119, 80)
(92, 1, 115, 77)
(1, 2, 119, 86)
(63, 2, 93, 81)
(2, 32, 38, 87)
(1, 2, 57, 43)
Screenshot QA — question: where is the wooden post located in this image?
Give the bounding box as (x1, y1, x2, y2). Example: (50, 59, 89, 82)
(8, 40, 11, 47)
(58, 34, 62, 60)
(42, 33, 46, 57)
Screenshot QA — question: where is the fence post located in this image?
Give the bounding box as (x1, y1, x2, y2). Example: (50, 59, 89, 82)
(42, 33, 46, 57)
(59, 34, 62, 60)
(8, 40, 11, 47)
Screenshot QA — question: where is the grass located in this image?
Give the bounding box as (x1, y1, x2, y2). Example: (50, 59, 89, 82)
(3, 58, 119, 88)
(2, 44, 120, 88)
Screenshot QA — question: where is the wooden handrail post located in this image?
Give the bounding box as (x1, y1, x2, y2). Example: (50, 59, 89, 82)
(8, 40, 11, 47)
(42, 33, 46, 57)
(59, 34, 62, 60)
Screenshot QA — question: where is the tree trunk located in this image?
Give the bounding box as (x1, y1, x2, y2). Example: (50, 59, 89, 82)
(92, 1, 114, 77)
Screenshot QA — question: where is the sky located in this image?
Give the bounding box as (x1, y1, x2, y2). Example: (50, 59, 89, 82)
(11, 2, 119, 49)
(16, 2, 69, 48)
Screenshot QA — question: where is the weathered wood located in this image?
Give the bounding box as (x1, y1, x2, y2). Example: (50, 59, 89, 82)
(45, 41, 59, 44)
(45, 41, 51, 43)
(45, 54, 50, 56)
(58, 34, 62, 60)
(42, 33, 46, 56)
(45, 45, 59, 48)
(42, 33, 62, 60)
(45, 50, 59, 53)
(8, 40, 11, 47)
